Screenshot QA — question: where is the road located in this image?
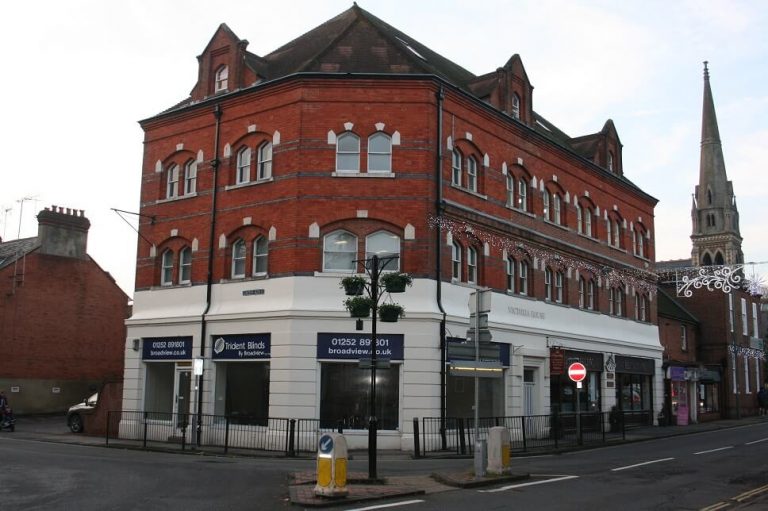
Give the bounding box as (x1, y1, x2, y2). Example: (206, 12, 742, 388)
(1, 422, 767, 510)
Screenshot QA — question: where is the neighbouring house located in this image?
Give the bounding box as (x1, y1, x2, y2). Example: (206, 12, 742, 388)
(0, 206, 130, 414)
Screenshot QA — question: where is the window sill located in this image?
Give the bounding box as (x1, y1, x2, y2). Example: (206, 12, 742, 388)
(220, 274, 269, 284)
(633, 253, 650, 262)
(152, 282, 193, 290)
(450, 183, 487, 200)
(225, 177, 274, 191)
(543, 219, 569, 231)
(577, 232, 598, 242)
(332, 171, 395, 178)
(315, 270, 357, 277)
(156, 192, 198, 204)
(505, 205, 534, 217)
(608, 245, 627, 254)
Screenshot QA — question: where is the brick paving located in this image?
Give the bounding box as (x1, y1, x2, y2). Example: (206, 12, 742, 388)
(288, 471, 429, 508)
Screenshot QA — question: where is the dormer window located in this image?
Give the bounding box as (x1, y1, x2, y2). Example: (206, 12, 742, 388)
(214, 65, 229, 92)
(512, 93, 521, 120)
(607, 151, 614, 172)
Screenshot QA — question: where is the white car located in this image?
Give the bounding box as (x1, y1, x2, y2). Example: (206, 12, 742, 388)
(67, 392, 98, 433)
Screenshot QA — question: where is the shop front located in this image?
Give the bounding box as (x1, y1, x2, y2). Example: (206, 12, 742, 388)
(550, 349, 603, 413)
(211, 333, 271, 425)
(316, 332, 404, 431)
(141, 336, 194, 430)
(697, 367, 721, 421)
(665, 365, 699, 425)
(445, 337, 510, 418)
(615, 355, 655, 425)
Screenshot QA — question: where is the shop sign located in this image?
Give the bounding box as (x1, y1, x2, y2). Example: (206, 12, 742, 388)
(564, 350, 604, 373)
(669, 366, 686, 381)
(447, 337, 510, 366)
(317, 333, 404, 361)
(615, 355, 654, 375)
(550, 348, 564, 375)
(142, 336, 193, 360)
(212, 334, 270, 360)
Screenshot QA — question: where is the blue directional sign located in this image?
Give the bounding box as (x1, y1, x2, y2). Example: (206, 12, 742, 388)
(319, 434, 334, 454)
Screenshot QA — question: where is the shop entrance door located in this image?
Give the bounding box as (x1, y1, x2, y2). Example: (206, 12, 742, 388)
(174, 369, 191, 430)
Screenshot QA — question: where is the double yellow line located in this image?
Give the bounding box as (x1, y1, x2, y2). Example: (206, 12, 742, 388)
(700, 483, 768, 510)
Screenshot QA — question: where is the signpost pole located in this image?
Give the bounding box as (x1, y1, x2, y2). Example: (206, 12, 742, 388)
(473, 290, 482, 476)
(368, 255, 379, 481)
(576, 381, 582, 445)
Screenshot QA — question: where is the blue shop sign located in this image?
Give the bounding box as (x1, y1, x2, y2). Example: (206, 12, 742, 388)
(317, 333, 404, 361)
(212, 333, 271, 360)
(447, 337, 511, 367)
(142, 336, 193, 360)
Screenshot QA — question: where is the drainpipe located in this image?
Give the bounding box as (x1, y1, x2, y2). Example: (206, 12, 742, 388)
(435, 85, 447, 449)
(196, 103, 223, 446)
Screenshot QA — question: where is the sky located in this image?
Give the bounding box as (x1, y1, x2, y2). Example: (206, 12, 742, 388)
(1, 0, 766, 296)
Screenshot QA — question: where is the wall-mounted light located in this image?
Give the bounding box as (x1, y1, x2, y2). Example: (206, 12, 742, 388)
(132, 338, 141, 351)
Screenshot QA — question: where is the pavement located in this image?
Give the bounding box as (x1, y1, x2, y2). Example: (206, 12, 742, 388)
(5, 413, 768, 508)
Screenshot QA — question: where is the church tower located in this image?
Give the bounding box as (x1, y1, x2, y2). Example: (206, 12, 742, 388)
(691, 62, 743, 267)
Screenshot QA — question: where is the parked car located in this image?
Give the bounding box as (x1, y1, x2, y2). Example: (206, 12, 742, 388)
(67, 392, 98, 433)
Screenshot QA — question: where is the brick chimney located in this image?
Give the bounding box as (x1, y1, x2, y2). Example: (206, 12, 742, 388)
(37, 205, 91, 258)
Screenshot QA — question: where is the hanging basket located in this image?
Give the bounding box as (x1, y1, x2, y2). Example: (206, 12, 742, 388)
(344, 296, 373, 318)
(340, 276, 367, 296)
(380, 272, 412, 293)
(378, 304, 404, 322)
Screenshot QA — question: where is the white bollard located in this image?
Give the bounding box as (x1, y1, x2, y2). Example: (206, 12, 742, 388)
(487, 426, 511, 475)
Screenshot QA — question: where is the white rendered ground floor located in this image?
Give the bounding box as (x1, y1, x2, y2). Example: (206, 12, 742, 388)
(121, 276, 663, 451)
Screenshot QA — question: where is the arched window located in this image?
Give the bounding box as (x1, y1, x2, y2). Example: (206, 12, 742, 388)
(584, 208, 592, 237)
(231, 239, 246, 278)
(451, 241, 462, 280)
(214, 65, 229, 92)
(518, 260, 529, 296)
(368, 133, 392, 172)
(607, 151, 614, 172)
(166, 164, 179, 199)
(161, 249, 174, 286)
(610, 286, 624, 317)
(467, 246, 478, 284)
(184, 160, 197, 195)
(576, 204, 583, 234)
(336, 133, 360, 172)
(542, 191, 550, 220)
(466, 156, 478, 192)
(611, 220, 621, 248)
(552, 193, 562, 225)
(257, 142, 272, 180)
(714, 252, 724, 266)
(587, 279, 595, 310)
(555, 271, 564, 303)
(707, 189, 713, 205)
(506, 174, 515, 207)
(253, 237, 268, 275)
(452, 149, 462, 186)
(236, 147, 251, 184)
(512, 93, 521, 119)
(635, 293, 648, 322)
(179, 247, 192, 284)
(544, 267, 553, 301)
(366, 231, 400, 271)
(518, 179, 528, 212)
(506, 257, 515, 292)
(323, 230, 357, 272)
(702, 252, 713, 265)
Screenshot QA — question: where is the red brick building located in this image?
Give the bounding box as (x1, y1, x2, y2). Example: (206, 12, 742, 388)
(122, 6, 661, 449)
(0, 207, 130, 414)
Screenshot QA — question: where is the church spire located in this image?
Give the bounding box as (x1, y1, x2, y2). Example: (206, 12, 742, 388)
(691, 62, 743, 267)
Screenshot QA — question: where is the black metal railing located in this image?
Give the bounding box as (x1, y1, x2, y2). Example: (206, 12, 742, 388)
(418, 410, 647, 457)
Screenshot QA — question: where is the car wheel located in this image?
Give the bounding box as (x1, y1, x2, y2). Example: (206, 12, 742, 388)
(69, 414, 83, 433)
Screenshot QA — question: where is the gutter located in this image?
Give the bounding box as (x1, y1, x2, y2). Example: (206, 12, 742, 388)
(435, 85, 448, 449)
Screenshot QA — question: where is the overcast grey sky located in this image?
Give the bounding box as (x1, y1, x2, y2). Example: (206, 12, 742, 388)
(2, 0, 766, 295)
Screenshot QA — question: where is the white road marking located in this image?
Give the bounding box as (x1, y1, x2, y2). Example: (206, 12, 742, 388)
(611, 457, 674, 471)
(478, 475, 579, 493)
(694, 446, 733, 455)
(347, 500, 425, 511)
(746, 438, 768, 445)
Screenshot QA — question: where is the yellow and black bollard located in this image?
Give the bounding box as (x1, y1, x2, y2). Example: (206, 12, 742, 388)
(314, 433, 348, 497)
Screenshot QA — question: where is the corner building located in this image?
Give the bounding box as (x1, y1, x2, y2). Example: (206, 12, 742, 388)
(122, 6, 662, 450)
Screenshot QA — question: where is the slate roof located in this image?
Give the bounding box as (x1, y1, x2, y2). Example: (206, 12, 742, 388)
(0, 237, 39, 271)
(657, 287, 699, 324)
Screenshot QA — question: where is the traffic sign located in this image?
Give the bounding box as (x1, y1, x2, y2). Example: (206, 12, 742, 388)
(319, 434, 334, 454)
(567, 362, 587, 382)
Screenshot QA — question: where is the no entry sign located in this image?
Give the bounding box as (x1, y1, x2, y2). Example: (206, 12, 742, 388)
(568, 362, 587, 382)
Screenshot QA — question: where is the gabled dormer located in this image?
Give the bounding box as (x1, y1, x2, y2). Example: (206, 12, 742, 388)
(190, 24, 262, 102)
(467, 54, 533, 125)
(570, 119, 623, 175)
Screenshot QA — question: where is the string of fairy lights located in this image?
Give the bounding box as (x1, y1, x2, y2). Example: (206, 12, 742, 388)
(428, 214, 767, 298)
